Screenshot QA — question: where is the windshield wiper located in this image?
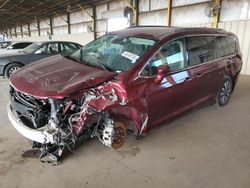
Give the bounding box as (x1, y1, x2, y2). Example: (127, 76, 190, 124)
(86, 53, 113, 71)
(66, 50, 113, 71)
(64, 49, 84, 64)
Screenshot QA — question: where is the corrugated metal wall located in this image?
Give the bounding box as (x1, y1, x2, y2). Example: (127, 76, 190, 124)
(185, 20, 250, 75)
(138, 0, 250, 75)
(218, 21, 250, 75)
(12, 33, 94, 46)
(5, 0, 250, 75)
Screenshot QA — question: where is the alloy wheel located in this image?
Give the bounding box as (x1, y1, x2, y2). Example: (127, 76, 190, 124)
(220, 79, 232, 105)
(9, 66, 20, 76)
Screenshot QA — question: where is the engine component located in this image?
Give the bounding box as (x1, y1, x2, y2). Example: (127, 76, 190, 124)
(102, 123, 114, 147)
(9, 82, 129, 163)
(102, 118, 114, 147)
(10, 87, 50, 129)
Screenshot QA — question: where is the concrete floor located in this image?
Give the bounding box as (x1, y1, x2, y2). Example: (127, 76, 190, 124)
(0, 76, 250, 188)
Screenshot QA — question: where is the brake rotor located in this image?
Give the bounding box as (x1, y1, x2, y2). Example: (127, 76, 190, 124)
(112, 122, 127, 149)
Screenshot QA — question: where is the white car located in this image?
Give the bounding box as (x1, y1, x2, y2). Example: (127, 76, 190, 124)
(0, 42, 33, 55)
(0, 41, 12, 49)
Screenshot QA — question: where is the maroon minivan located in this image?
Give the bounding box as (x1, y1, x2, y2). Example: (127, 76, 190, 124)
(8, 27, 242, 162)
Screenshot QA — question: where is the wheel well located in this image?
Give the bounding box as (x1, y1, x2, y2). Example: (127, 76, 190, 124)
(3, 62, 24, 75)
(228, 73, 239, 92)
(113, 116, 138, 135)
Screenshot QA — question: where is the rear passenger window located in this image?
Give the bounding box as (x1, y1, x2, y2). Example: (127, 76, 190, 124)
(61, 43, 78, 52)
(216, 36, 236, 57)
(186, 36, 217, 67)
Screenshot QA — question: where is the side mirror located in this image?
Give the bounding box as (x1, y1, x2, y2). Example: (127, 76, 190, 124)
(34, 50, 42, 54)
(7, 46, 13, 50)
(154, 64, 170, 85)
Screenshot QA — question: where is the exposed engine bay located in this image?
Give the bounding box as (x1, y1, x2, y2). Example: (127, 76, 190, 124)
(8, 81, 134, 163)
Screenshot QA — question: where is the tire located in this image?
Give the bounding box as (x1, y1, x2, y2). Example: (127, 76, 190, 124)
(217, 76, 233, 106)
(5, 63, 22, 78)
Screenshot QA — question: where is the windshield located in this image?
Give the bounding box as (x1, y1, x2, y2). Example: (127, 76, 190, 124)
(23, 42, 42, 53)
(69, 34, 156, 72)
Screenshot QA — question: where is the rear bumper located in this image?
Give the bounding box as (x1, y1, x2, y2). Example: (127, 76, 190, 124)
(7, 103, 56, 144)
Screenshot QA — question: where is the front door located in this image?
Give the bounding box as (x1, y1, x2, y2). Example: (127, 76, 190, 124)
(141, 38, 195, 130)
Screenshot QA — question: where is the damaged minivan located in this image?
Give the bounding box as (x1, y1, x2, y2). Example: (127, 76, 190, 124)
(8, 27, 242, 162)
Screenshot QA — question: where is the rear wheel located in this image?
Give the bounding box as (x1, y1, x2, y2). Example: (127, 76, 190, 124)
(217, 76, 233, 106)
(5, 63, 22, 78)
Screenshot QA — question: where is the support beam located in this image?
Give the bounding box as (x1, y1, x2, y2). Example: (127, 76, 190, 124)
(213, 0, 221, 28)
(20, 25, 23, 37)
(54, 12, 67, 23)
(77, 4, 94, 19)
(49, 17, 53, 35)
(167, 0, 172, 26)
(9, 29, 12, 38)
(0, 0, 10, 9)
(135, 0, 139, 26)
(107, 1, 110, 10)
(125, 0, 137, 25)
(93, 5, 97, 40)
(37, 20, 40, 36)
(14, 27, 17, 38)
(67, 12, 71, 34)
(78, 4, 95, 38)
(28, 23, 31, 37)
(5, 29, 8, 38)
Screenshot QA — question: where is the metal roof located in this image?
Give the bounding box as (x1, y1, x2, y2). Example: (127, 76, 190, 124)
(0, 0, 109, 31)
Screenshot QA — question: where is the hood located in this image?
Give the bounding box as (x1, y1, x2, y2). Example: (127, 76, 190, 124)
(0, 49, 21, 55)
(10, 55, 116, 99)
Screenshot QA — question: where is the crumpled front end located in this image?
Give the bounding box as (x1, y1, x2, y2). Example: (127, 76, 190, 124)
(8, 80, 144, 163)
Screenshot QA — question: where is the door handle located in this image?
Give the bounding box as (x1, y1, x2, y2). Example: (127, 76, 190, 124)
(185, 76, 192, 81)
(196, 73, 203, 78)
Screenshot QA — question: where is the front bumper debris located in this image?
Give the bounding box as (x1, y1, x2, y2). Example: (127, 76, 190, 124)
(7, 103, 56, 144)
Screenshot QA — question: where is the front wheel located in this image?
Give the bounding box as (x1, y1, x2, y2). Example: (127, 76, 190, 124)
(217, 76, 233, 106)
(112, 122, 127, 149)
(5, 63, 22, 78)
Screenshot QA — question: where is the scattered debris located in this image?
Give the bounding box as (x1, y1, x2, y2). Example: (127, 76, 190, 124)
(169, 156, 175, 160)
(117, 145, 141, 158)
(0, 137, 9, 143)
(22, 149, 41, 158)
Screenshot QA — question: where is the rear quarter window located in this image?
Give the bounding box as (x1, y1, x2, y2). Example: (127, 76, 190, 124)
(186, 36, 217, 67)
(216, 36, 236, 58)
(62, 43, 78, 52)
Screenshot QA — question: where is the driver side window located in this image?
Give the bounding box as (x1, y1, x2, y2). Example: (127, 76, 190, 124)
(141, 38, 186, 76)
(47, 43, 59, 53)
(37, 44, 48, 54)
(37, 43, 59, 54)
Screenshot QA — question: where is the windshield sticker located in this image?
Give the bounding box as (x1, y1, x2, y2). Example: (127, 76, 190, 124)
(121, 51, 139, 62)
